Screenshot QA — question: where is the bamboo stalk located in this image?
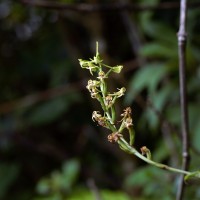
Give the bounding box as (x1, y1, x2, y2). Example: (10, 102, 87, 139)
(176, 0, 190, 199)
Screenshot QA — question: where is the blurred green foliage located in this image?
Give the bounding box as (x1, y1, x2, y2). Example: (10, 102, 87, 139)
(124, 166, 174, 200)
(0, 0, 200, 199)
(35, 159, 80, 199)
(0, 163, 20, 198)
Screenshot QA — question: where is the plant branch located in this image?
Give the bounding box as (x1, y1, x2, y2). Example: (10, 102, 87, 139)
(177, 0, 190, 199)
(118, 138, 191, 176)
(20, 0, 200, 12)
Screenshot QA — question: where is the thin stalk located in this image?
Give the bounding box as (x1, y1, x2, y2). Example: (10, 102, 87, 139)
(109, 110, 192, 177)
(118, 138, 191, 176)
(111, 106, 116, 122)
(177, 0, 190, 199)
(105, 111, 116, 127)
(98, 82, 117, 131)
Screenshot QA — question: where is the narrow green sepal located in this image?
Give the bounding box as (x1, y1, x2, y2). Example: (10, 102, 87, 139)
(96, 94, 106, 111)
(146, 150, 151, 160)
(102, 81, 107, 96)
(118, 125, 125, 134)
(111, 106, 116, 123)
(128, 127, 135, 146)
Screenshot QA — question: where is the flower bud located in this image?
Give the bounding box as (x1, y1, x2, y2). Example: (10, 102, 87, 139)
(92, 111, 102, 122)
(112, 65, 123, 73)
(140, 146, 151, 160)
(124, 117, 133, 128)
(97, 71, 106, 80)
(86, 80, 100, 92)
(108, 132, 122, 143)
(121, 107, 132, 118)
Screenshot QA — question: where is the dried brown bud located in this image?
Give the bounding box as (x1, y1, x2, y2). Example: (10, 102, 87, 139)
(97, 117, 107, 127)
(107, 132, 122, 143)
(121, 107, 132, 118)
(140, 146, 148, 155)
(140, 146, 151, 159)
(92, 111, 109, 127)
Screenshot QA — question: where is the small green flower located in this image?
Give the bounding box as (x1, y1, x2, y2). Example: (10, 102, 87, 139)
(86, 80, 100, 99)
(93, 55, 103, 65)
(116, 87, 126, 97)
(78, 59, 98, 75)
(78, 59, 89, 68)
(105, 95, 113, 107)
(86, 80, 100, 92)
(109, 87, 126, 98)
(97, 70, 107, 80)
(112, 65, 123, 73)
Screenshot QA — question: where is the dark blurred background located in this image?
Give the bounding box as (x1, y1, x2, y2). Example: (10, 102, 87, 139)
(0, 0, 200, 199)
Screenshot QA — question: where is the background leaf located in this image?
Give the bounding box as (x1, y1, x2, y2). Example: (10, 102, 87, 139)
(125, 63, 168, 104)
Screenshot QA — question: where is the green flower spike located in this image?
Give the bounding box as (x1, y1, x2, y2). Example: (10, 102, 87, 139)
(79, 41, 200, 184)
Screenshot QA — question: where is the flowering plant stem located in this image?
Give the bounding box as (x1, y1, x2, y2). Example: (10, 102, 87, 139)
(79, 42, 200, 184)
(118, 138, 190, 176)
